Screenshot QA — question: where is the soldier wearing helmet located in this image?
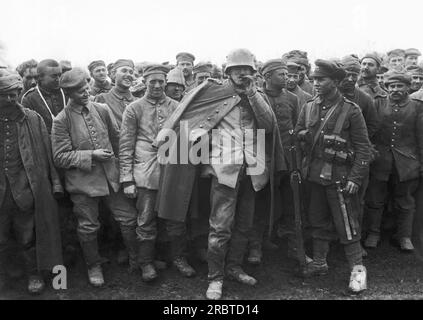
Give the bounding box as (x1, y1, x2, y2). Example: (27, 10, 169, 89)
(155, 48, 285, 300)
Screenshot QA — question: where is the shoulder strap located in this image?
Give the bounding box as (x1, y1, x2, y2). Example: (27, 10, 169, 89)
(310, 99, 343, 153)
(333, 100, 351, 135)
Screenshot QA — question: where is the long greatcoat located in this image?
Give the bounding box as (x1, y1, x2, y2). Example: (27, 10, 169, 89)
(15, 105, 63, 271)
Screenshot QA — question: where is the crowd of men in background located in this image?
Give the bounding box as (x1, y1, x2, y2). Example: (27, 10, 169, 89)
(1, 47, 423, 300)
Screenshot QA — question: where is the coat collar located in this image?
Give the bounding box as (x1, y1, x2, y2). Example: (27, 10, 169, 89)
(389, 95, 410, 108)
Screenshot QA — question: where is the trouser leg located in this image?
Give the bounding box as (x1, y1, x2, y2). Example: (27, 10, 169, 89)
(226, 176, 256, 271)
(393, 179, 419, 239)
(365, 177, 388, 236)
(207, 176, 238, 281)
(248, 185, 269, 251)
(70, 194, 102, 267)
(166, 220, 188, 260)
(13, 208, 36, 274)
(135, 188, 158, 266)
(104, 189, 138, 268)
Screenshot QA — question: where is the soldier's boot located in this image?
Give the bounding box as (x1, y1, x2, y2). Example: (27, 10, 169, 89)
(226, 267, 257, 286)
(247, 247, 262, 265)
(173, 257, 196, 278)
(80, 239, 105, 287)
(344, 241, 366, 293)
(399, 237, 414, 252)
(206, 280, 223, 300)
(87, 264, 105, 287)
(120, 226, 139, 273)
(169, 235, 195, 277)
(22, 246, 45, 294)
(363, 233, 380, 249)
(140, 264, 158, 282)
(349, 265, 367, 294)
(304, 239, 329, 277)
(138, 240, 158, 282)
(27, 274, 46, 295)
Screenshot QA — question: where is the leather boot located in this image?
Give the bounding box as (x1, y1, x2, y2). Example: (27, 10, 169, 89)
(173, 256, 196, 277)
(138, 240, 157, 281)
(80, 239, 102, 267)
(304, 239, 329, 277)
(120, 226, 139, 273)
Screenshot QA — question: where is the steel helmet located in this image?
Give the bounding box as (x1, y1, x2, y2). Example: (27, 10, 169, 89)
(224, 48, 257, 74)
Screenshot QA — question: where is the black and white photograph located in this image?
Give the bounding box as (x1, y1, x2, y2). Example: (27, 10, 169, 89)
(1, 0, 423, 308)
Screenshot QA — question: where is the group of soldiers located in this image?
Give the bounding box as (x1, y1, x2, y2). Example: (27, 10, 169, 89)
(1, 46, 423, 300)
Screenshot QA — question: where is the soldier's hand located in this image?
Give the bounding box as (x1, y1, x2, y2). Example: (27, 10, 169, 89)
(345, 181, 359, 195)
(123, 184, 137, 199)
(92, 149, 113, 162)
(242, 75, 257, 97)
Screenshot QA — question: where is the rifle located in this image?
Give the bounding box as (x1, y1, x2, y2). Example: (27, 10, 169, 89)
(288, 130, 307, 271)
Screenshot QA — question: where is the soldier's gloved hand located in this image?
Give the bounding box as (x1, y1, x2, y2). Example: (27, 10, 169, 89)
(123, 183, 137, 199)
(242, 75, 257, 97)
(92, 149, 113, 162)
(345, 180, 359, 195)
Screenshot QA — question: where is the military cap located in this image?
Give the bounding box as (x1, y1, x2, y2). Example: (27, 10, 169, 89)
(166, 68, 185, 87)
(59, 67, 89, 90)
(405, 48, 422, 57)
(387, 49, 405, 58)
(283, 50, 309, 67)
(88, 60, 106, 73)
(360, 52, 382, 66)
(112, 59, 134, 71)
(176, 52, 195, 63)
(384, 70, 411, 86)
(340, 55, 361, 74)
(193, 62, 213, 75)
(312, 59, 346, 80)
(143, 63, 170, 78)
(261, 59, 287, 76)
(60, 60, 72, 72)
(0, 69, 23, 92)
(286, 61, 300, 74)
(37, 59, 61, 75)
(406, 65, 423, 76)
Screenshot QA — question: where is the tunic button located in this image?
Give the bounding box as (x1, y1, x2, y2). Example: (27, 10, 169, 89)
(391, 145, 394, 147)
(199, 124, 203, 128)
(224, 102, 228, 105)
(4, 119, 8, 122)
(321, 117, 324, 121)
(207, 117, 211, 121)
(91, 131, 95, 134)
(216, 110, 219, 113)
(232, 96, 236, 99)
(93, 138, 97, 141)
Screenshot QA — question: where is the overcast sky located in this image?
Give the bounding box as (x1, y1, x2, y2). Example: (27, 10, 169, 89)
(1, 0, 422, 69)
